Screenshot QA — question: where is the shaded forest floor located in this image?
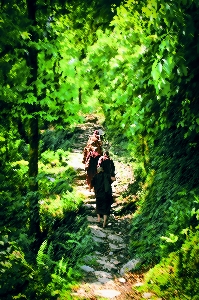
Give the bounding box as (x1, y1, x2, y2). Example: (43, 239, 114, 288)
(65, 115, 156, 300)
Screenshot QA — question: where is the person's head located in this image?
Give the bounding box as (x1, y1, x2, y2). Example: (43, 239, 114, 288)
(104, 151, 109, 156)
(97, 167, 104, 173)
(94, 130, 99, 135)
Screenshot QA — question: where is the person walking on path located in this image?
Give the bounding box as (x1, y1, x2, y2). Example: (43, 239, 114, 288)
(82, 130, 103, 164)
(91, 167, 113, 228)
(88, 130, 103, 155)
(97, 151, 116, 180)
(85, 148, 101, 192)
(82, 142, 95, 164)
(88, 130, 102, 144)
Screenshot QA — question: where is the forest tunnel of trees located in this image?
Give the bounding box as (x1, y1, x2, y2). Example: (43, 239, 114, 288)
(0, 0, 199, 299)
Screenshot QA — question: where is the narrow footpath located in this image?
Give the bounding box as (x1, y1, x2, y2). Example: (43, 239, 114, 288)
(67, 115, 155, 300)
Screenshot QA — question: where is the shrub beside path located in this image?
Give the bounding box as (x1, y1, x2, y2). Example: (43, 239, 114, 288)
(67, 115, 156, 300)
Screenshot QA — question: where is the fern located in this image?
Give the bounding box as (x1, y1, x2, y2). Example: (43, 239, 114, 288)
(36, 240, 56, 285)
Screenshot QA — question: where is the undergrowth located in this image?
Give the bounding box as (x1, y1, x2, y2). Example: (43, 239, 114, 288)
(129, 128, 199, 298)
(0, 129, 95, 299)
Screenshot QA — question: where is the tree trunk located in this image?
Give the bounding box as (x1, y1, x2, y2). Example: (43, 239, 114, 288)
(26, 0, 41, 243)
(28, 114, 40, 239)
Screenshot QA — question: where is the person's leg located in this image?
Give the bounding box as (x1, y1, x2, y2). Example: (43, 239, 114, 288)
(103, 215, 108, 228)
(97, 214, 101, 222)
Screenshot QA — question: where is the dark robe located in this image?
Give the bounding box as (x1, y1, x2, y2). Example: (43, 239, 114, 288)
(91, 171, 113, 215)
(97, 155, 115, 177)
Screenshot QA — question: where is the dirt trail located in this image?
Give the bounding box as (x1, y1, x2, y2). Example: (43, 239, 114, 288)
(67, 115, 146, 300)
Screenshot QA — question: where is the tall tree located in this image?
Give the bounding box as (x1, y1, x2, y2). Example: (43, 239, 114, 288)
(26, 0, 40, 238)
(0, 0, 85, 242)
(0, 0, 123, 243)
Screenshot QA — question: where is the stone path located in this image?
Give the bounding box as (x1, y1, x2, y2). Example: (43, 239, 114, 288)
(67, 115, 154, 300)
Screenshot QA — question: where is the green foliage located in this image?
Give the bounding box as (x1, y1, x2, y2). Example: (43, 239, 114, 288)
(103, 127, 129, 158)
(40, 149, 64, 165)
(40, 129, 78, 152)
(85, 0, 199, 163)
(0, 193, 29, 232)
(83, 2, 199, 297)
(137, 228, 199, 299)
(0, 195, 93, 299)
(38, 149, 76, 200)
(33, 213, 94, 299)
(0, 234, 33, 299)
(160, 192, 199, 257)
(39, 190, 83, 226)
(126, 166, 147, 196)
(50, 179, 73, 194)
(0, 125, 94, 299)
(0, 160, 30, 232)
(46, 261, 81, 300)
(129, 126, 199, 263)
(36, 240, 56, 284)
(0, 123, 28, 164)
(2, 0, 199, 298)
(0, 222, 90, 299)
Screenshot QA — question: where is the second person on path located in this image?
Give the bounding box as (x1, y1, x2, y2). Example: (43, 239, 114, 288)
(85, 148, 101, 192)
(91, 167, 113, 228)
(97, 151, 116, 180)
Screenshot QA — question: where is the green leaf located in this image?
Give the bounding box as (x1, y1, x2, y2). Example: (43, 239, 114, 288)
(151, 63, 160, 81)
(158, 62, 162, 73)
(180, 64, 187, 76)
(196, 118, 199, 125)
(20, 31, 31, 40)
(161, 234, 178, 243)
